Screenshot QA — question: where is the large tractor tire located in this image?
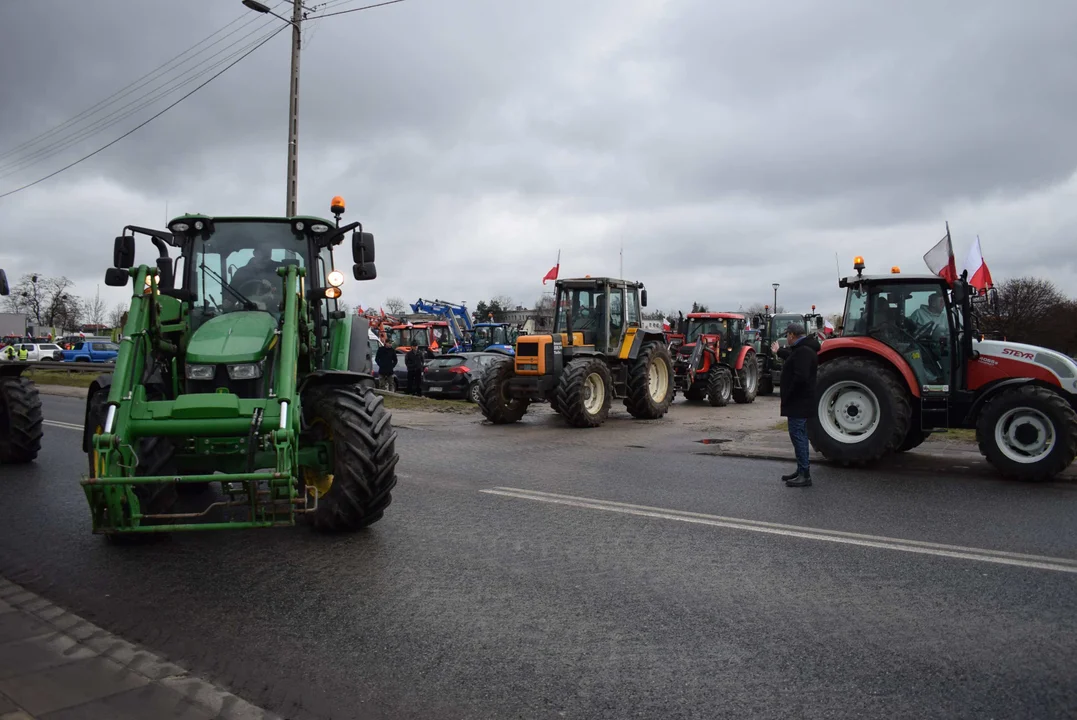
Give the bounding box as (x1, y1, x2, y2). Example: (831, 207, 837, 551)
(707, 367, 732, 407)
(809, 356, 911, 465)
(478, 358, 530, 424)
(732, 351, 759, 404)
(85, 386, 178, 542)
(896, 428, 929, 453)
(303, 384, 399, 532)
(975, 385, 1077, 482)
(556, 357, 612, 428)
(625, 341, 674, 419)
(684, 383, 706, 403)
(0, 376, 43, 464)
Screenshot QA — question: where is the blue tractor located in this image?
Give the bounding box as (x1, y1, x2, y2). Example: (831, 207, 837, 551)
(471, 322, 517, 355)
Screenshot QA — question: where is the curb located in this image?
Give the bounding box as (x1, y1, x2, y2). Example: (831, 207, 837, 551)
(0, 577, 280, 719)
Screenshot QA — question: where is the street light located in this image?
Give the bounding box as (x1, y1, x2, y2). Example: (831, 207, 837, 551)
(772, 283, 779, 312)
(242, 0, 304, 216)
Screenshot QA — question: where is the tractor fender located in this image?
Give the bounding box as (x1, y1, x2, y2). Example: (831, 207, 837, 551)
(963, 377, 1065, 425)
(818, 337, 921, 399)
(298, 370, 375, 397)
(733, 345, 753, 370)
(82, 373, 113, 453)
(347, 315, 372, 375)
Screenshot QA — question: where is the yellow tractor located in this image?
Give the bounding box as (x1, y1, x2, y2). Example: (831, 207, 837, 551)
(478, 277, 674, 427)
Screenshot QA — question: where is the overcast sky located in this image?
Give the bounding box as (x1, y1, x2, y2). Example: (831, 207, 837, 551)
(1, 0, 1075, 320)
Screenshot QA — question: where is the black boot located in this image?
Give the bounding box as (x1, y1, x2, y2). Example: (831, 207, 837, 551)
(781, 469, 800, 482)
(785, 471, 812, 487)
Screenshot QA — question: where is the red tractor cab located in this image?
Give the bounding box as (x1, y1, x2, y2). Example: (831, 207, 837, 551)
(671, 312, 759, 406)
(811, 258, 1077, 481)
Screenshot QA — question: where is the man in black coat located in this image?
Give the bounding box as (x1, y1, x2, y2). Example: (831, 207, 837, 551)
(404, 345, 426, 396)
(773, 322, 820, 487)
(375, 339, 398, 391)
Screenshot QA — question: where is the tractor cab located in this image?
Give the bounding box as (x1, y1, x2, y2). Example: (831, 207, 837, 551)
(472, 322, 516, 354)
(553, 277, 644, 357)
(389, 324, 431, 352)
(811, 255, 1077, 482)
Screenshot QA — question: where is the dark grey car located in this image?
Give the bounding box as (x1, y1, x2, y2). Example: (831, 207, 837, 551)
(422, 352, 507, 402)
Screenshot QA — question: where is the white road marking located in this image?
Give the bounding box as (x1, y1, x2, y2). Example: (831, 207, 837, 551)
(44, 420, 82, 431)
(480, 487, 1077, 575)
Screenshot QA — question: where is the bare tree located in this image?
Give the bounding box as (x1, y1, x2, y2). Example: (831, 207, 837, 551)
(492, 294, 516, 310)
(2, 274, 81, 331)
(85, 287, 107, 327)
(107, 302, 127, 328)
(384, 297, 407, 316)
(979, 276, 1067, 351)
(337, 301, 351, 316)
(745, 302, 785, 316)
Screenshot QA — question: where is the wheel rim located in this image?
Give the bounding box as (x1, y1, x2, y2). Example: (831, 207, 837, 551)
(743, 357, 757, 393)
(819, 380, 881, 443)
(719, 372, 731, 398)
(648, 356, 670, 402)
(470, 383, 480, 402)
(583, 372, 605, 415)
(994, 407, 1055, 464)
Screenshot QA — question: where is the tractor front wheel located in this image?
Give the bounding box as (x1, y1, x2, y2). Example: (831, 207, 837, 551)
(732, 351, 759, 404)
(303, 385, 399, 532)
(707, 367, 732, 407)
(478, 358, 530, 424)
(557, 357, 612, 428)
(0, 376, 42, 464)
(625, 341, 674, 419)
(809, 356, 911, 465)
(976, 385, 1077, 482)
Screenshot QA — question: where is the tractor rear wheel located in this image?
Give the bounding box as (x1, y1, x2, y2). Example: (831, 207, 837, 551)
(685, 383, 706, 402)
(625, 341, 674, 419)
(732, 351, 759, 404)
(557, 357, 612, 428)
(809, 356, 911, 465)
(303, 384, 399, 531)
(707, 367, 732, 407)
(478, 358, 530, 424)
(0, 376, 42, 464)
(976, 385, 1077, 482)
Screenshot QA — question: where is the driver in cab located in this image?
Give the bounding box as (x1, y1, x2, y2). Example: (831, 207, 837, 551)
(909, 291, 948, 340)
(228, 247, 280, 310)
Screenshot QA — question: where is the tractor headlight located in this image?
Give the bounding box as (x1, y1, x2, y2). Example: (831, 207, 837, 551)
(327, 270, 344, 287)
(227, 362, 263, 380)
(311, 223, 330, 234)
(186, 364, 215, 380)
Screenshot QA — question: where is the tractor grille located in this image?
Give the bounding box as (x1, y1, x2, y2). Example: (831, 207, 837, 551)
(517, 342, 539, 357)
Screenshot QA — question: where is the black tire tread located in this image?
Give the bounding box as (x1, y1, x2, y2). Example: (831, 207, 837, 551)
(976, 385, 1077, 482)
(707, 367, 731, 407)
(305, 384, 399, 532)
(624, 341, 674, 419)
(477, 358, 529, 424)
(556, 357, 612, 428)
(0, 376, 43, 464)
(732, 351, 758, 404)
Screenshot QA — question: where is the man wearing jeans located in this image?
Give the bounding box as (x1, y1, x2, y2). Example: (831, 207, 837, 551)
(772, 322, 820, 487)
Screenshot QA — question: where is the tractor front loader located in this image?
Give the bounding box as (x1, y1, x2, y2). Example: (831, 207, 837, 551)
(82, 198, 399, 539)
(0, 268, 44, 465)
(478, 277, 674, 428)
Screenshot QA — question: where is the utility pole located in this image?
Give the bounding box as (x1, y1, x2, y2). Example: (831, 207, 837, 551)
(285, 0, 302, 217)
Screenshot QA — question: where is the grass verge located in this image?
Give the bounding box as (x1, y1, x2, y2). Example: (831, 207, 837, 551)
(926, 428, 977, 443)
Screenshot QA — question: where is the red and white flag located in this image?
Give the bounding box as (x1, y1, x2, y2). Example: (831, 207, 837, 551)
(542, 249, 560, 285)
(962, 235, 994, 293)
(923, 224, 958, 284)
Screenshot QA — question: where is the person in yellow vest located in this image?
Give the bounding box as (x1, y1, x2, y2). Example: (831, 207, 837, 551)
(17, 346, 29, 361)
(2, 345, 14, 361)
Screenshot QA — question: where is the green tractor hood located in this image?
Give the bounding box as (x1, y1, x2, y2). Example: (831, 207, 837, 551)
(186, 312, 278, 364)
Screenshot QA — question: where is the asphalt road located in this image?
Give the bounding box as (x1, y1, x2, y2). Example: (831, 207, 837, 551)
(2, 394, 1076, 720)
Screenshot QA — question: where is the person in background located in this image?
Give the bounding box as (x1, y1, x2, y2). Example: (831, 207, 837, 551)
(771, 322, 820, 487)
(375, 338, 398, 391)
(404, 344, 425, 396)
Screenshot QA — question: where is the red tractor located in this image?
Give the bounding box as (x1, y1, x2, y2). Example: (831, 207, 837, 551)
(810, 257, 1077, 481)
(671, 312, 759, 406)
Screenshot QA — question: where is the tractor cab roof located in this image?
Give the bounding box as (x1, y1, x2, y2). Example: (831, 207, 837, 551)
(839, 273, 946, 288)
(556, 277, 645, 290)
(687, 312, 745, 320)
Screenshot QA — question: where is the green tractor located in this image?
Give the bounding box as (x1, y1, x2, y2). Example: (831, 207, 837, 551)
(754, 307, 826, 396)
(0, 269, 44, 465)
(82, 199, 399, 538)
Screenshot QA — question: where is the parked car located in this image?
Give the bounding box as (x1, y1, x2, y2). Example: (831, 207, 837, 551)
(62, 340, 119, 363)
(0, 342, 64, 361)
(422, 352, 506, 402)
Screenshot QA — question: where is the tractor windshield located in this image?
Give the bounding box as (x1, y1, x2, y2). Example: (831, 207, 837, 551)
(555, 288, 599, 333)
(189, 221, 305, 327)
(770, 314, 803, 347)
(473, 325, 509, 349)
(686, 318, 728, 343)
(389, 327, 429, 348)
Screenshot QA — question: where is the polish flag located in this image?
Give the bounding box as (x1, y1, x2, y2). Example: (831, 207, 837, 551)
(923, 224, 958, 284)
(542, 249, 561, 285)
(824, 319, 835, 335)
(963, 236, 994, 293)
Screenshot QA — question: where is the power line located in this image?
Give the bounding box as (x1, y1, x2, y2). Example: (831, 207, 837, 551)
(0, 24, 289, 201)
(309, 0, 407, 20)
(0, 2, 288, 164)
(0, 19, 281, 177)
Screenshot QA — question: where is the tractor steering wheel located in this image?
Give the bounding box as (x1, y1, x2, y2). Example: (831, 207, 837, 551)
(237, 278, 280, 311)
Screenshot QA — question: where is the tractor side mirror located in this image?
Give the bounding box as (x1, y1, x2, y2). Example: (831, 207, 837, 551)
(752, 315, 762, 328)
(0, 269, 8, 296)
(640, 289, 648, 307)
(114, 236, 135, 268)
(951, 282, 966, 303)
(352, 231, 375, 263)
(104, 267, 129, 287)
(353, 262, 377, 281)
(816, 316, 824, 329)
(156, 257, 175, 290)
